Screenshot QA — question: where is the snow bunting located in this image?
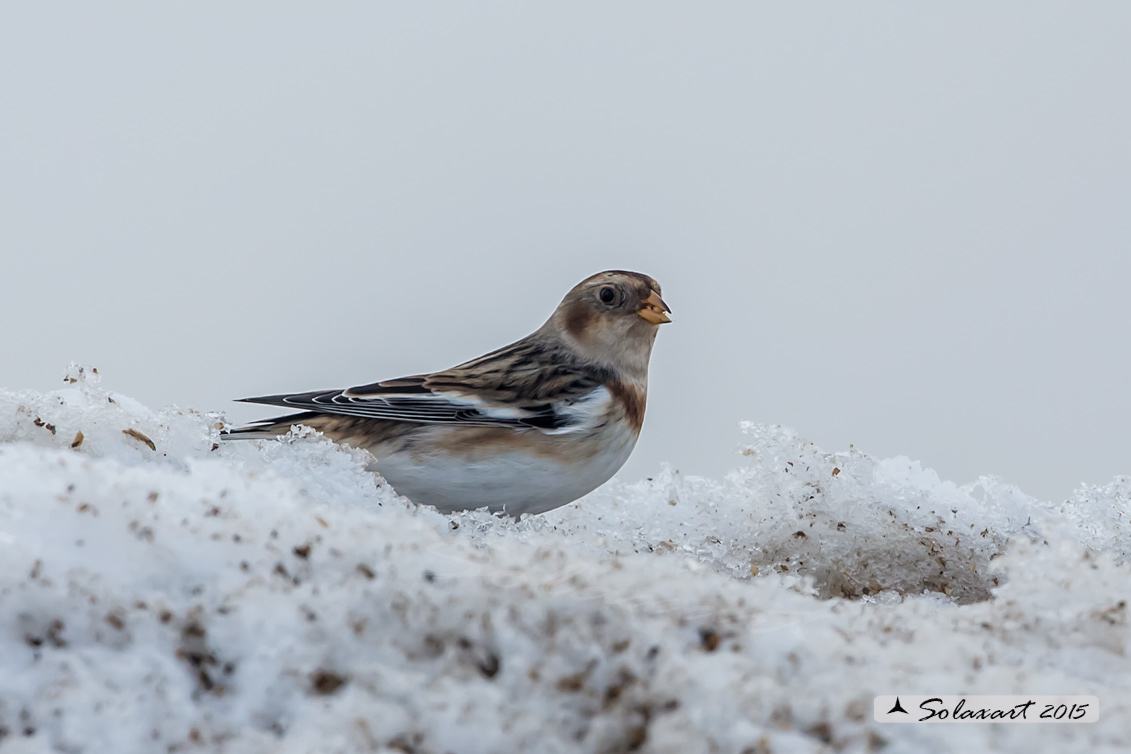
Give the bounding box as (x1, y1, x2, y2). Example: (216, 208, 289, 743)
(227, 270, 671, 516)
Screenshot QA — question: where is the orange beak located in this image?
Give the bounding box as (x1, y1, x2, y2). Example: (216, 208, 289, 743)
(637, 290, 672, 325)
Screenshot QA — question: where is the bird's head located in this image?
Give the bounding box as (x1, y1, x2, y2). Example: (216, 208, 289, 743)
(545, 270, 671, 379)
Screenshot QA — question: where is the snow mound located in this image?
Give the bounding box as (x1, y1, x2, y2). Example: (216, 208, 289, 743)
(532, 422, 1048, 605)
(0, 366, 1128, 753)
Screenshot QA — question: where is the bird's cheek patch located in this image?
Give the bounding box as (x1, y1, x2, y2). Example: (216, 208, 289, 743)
(564, 303, 595, 338)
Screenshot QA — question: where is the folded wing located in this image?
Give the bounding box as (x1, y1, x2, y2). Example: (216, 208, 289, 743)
(237, 345, 614, 433)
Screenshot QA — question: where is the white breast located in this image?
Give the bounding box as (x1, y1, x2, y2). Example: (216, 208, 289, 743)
(371, 388, 640, 516)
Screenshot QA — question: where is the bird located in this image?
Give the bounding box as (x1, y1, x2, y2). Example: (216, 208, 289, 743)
(226, 270, 671, 517)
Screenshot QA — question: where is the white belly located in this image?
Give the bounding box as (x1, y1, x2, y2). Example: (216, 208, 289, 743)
(371, 423, 639, 517)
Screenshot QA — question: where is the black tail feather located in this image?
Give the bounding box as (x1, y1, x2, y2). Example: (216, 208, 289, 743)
(222, 411, 324, 439)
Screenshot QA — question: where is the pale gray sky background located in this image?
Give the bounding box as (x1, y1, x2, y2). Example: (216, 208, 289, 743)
(2, 4, 1128, 502)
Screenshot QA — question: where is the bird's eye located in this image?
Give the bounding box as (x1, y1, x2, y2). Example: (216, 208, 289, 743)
(599, 287, 617, 305)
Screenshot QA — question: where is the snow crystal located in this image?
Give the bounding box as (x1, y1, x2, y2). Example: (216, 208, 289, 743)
(0, 366, 1127, 753)
(1049, 476, 1131, 564)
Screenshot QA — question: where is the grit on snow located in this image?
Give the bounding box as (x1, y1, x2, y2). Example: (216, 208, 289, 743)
(0, 366, 1128, 754)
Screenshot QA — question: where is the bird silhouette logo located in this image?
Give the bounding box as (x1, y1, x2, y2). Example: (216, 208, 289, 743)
(887, 697, 909, 714)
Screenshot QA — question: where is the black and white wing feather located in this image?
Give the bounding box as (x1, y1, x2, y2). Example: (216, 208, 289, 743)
(236, 338, 615, 433)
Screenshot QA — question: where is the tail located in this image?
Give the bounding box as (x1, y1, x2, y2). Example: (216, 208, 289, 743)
(222, 411, 325, 440)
